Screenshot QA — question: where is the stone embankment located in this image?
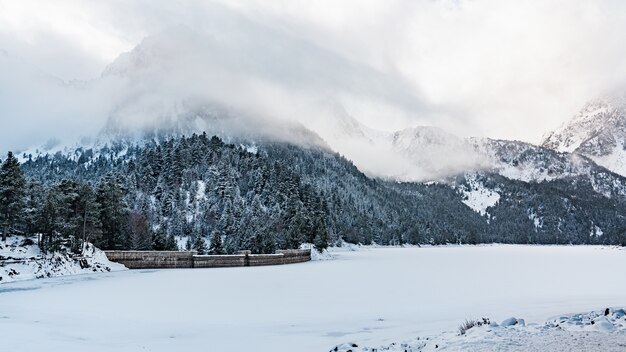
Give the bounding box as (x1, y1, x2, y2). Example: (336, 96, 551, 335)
(103, 249, 311, 269)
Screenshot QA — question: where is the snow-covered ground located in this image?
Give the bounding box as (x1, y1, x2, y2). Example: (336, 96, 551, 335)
(0, 245, 625, 351)
(333, 308, 626, 351)
(459, 173, 500, 216)
(0, 236, 126, 283)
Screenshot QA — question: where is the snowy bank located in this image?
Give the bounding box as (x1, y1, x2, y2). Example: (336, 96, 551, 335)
(300, 243, 335, 261)
(332, 308, 626, 351)
(0, 236, 126, 283)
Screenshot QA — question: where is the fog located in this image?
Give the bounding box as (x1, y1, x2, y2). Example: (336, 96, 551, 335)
(2, 0, 626, 179)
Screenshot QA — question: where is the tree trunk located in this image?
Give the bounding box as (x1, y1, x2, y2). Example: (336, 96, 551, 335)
(81, 209, 87, 256)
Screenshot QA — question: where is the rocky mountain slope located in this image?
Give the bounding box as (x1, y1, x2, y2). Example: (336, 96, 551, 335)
(542, 96, 626, 176)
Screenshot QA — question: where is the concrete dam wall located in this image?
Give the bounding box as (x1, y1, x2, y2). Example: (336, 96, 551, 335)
(104, 249, 311, 269)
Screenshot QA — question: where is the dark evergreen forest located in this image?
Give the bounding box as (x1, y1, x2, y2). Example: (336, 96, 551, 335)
(0, 133, 624, 255)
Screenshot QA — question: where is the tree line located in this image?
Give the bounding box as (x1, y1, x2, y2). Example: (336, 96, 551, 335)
(6, 132, 626, 252)
(3, 134, 330, 254)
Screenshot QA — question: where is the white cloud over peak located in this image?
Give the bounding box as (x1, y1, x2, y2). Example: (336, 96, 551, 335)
(2, 0, 626, 157)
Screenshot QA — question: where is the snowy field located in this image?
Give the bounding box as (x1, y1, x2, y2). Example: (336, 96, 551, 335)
(1, 245, 625, 351)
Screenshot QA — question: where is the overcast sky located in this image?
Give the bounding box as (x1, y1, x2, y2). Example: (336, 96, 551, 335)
(2, 0, 626, 153)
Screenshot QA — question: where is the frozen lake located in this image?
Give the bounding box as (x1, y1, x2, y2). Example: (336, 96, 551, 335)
(1, 245, 625, 351)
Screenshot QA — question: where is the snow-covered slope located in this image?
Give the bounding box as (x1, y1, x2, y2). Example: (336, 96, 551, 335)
(0, 236, 126, 283)
(472, 138, 582, 182)
(542, 96, 626, 176)
(459, 173, 500, 216)
(334, 119, 626, 190)
(388, 126, 488, 179)
(333, 307, 626, 352)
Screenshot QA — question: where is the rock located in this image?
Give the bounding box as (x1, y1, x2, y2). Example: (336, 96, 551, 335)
(612, 309, 625, 319)
(587, 316, 615, 332)
(501, 317, 520, 327)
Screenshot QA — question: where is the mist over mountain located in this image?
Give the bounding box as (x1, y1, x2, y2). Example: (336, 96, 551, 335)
(6, 17, 626, 182)
(6, 3, 626, 250)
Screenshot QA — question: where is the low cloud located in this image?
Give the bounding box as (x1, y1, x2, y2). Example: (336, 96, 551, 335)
(2, 0, 626, 179)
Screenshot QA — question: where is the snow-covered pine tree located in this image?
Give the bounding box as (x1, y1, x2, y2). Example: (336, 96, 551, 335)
(128, 210, 152, 250)
(40, 186, 61, 252)
(152, 226, 168, 250)
(77, 182, 103, 253)
(0, 152, 26, 242)
(56, 179, 83, 251)
(313, 218, 329, 252)
(192, 233, 208, 254)
(208, 228, 224, 255)
(23, 180, 45, 237)
(96, 175, 128, 250)
(165, 233, 178, 251)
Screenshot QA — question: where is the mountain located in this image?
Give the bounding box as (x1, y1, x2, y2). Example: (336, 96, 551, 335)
(96, 25, 422, 153)
(322, 116, 623, 188)
(18, 128, 626, 248)
(542, 96, 626, 176)
(9, 25, 626, 250)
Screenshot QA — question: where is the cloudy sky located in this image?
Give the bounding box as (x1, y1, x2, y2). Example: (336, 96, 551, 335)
(2, 0, 626, 154)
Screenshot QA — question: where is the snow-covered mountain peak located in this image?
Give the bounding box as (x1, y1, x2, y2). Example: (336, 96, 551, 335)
(542, 99, 622, 153)
(103, 26, 209, 78)
(385, 126, 487, 180)
(392, 126, 463, 150)
(541, 95, 626, 176)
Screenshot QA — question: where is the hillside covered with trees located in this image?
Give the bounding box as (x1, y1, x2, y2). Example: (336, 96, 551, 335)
(1, 133, 625, 255)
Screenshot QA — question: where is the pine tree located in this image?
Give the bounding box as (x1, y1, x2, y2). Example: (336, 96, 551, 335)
(220, 199, 238, 253)
(40, 187, 61, 252)
(23, 181, 45, 236)
(192, 234, 208, 254)
(209, 229, 224, 254)
(128, 210, 152, 250)
(165, 233, 178, 251)
(313, 218, 329, 252)
(56, 179, 83, 250)
(0, 152, 26, 242)
(152, 226, 168, 250)
(95, 175, 128, 250)
(77, 183, 103, 252)
(285, 212, 305, 249)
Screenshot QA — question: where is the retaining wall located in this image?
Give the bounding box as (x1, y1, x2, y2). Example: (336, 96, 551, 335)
(193, 254, 246, 268)
(104, 251, 194, 269)
(103, 249, 311, 269)
(278, 249, 311, 265)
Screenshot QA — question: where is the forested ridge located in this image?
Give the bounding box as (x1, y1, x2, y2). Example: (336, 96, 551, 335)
(5, 134, 330, 254)
(1, 133, 625, 255)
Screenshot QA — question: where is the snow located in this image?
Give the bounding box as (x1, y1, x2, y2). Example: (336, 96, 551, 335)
(592, 143, 626, 177)
(300, 243, 335, 261)
(500, 317, 523, 327)
(174, 235, 189, 250)
(334, 307, 626, 351)
(0, 235, 126, 283)
(241, 144, 259, 154)
(0, 245, 625, 351)
(528, 209, 542, 229)
(460, 174, 500, 216)
(196, 180, 206, 200)
(594, 225, 604, 238)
